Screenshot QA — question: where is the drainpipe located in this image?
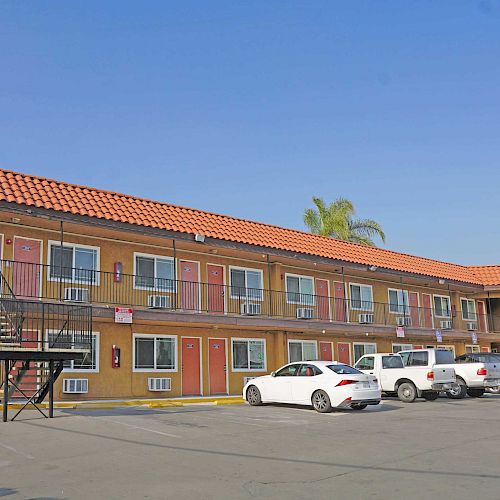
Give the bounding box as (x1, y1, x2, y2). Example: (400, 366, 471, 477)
(172, 239, 177, 309)
(267, 255, 272, 315)
(341, 266, 348, 322)
(59, 221, 64, 302)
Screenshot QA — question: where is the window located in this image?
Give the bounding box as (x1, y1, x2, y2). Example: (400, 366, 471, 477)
(402, 351, 428, 367)
(356, 356, 374, 370)
(349, 284, 373, 311)
(433, 295, 451, 317)
(134, 335, 177, 371)
(327, 364, 362, 375)
(382, 356, 404, 369)
(288, 340, 317, 362)
(388, 289, 409, 314)
(232, 339, 266, 371)
(285, 274, 314, 305)
(353, 343, 376, 362)
(297, 364, 322, 376)
(435, 349, 455, 364)
(392, 343, 413, 353)
(229, 267, 263, 300)
(275, 364, 300, 377)
(465, 345, 481, 354)
(134, 254, 175, 291)
(461, 298, 477, 321)
(49, 242, 99, 284)
(47, 332, 99, 372)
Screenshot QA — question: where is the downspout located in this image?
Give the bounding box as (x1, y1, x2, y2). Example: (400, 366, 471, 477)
(172, 239, 177, 309)
(59, 221, 64, 302)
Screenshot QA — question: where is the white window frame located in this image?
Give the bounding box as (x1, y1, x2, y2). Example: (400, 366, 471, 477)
(349, 283, 374, 311)
(285, 273, 315, 305)
(433, 294, 452, 318)
(47, 240, 100, 285)
(353, 342, 377, 362)
(392, 343, 413, 353)
(45, 330, 100, 373)
(387, 288, 410, 314)
(228, 266, 264, 301)
(465, 345, 481, 353)
(133, 334, 178, 373)
(231, 338, 267, 372)
(287, 340, 318, 363)
(133, 252, 176, 291)
(460, 297, 477, 321)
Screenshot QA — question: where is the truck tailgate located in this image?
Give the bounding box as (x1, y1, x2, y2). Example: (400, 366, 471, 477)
(432, 366, 455, 383)
(485, 362, 500, 381)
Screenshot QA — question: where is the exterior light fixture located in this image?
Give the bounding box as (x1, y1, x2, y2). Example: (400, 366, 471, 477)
(369, 265, 378, 272)
(438, 279, 445, 285)
(194, 234, 206, 243)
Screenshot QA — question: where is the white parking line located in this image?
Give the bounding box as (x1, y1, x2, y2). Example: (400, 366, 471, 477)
(102, 418, 181, 438)
(0, 442, 35, 460)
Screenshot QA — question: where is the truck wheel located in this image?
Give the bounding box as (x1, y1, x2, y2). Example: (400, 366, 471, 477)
(422, 392, 439, 401)
(397, 382, 417, 403)
(312, 390, 332, 413)
(467, 388, 485, 398)
(446, 379, 467, 399)
(246, 385, 262, 406)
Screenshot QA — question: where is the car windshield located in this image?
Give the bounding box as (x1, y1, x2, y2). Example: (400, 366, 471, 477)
(327, 364, 362, 375)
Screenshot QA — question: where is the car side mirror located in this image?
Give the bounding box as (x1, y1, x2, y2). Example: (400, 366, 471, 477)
(271, 371, 276, 377)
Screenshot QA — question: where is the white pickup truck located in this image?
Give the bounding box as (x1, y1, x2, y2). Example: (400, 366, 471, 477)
(444, 352, 500, 399)
(355, 350, 456, 403)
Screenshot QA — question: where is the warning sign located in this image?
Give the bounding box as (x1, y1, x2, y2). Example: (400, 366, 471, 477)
(115, 307, 133, 324)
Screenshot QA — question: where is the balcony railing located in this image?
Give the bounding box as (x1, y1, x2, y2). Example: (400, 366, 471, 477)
(0, 259, 496, 333)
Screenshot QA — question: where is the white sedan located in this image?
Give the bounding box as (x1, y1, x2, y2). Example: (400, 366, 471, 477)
(243, 361, 381, 413)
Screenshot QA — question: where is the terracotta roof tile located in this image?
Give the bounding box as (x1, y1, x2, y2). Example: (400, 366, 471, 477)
(0, 168, 494, 286)
(468, 266, 500, 286)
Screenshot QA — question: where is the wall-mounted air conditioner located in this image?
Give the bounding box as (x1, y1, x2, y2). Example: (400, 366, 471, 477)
(241, 303, 261, 316)
(148, 378, 172, 392)
(359, 313, 374, 324)
(467, 322, 478, 331)
(64, 288, 89, 303)
(148, 295, 171, 309)
(397, 317, 412, 327)
(440, 320, 453, 330)
(296, 308, 314, 320)
(63, 378, 88, 394)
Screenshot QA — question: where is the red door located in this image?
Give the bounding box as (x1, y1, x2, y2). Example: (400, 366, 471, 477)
(337, 343, 351, 365)
(181, 337, 201, 396)
(208, 338, 227, 395)
(477, 301, 487, 332)
(481, 346, 490, 353)
(413, 345, 424, 349)
(12, 330, 39, 398)
(333, 282, 346, 322)
(13, 237, 41, 298)
(422, 294, 433, 329)
(315, 279, 330, 320)
(207, 264, 225, 314)
(409, 292, 419, 327)
(179, 261, 199, 311)
(319, 341, 333, 361)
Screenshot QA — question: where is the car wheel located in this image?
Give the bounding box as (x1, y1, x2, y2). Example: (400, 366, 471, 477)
(422, 391, 439, 401)
(446, 378, 467, 399)
(312, 390, 332, 413)
(246, 385, 262, 406)
(351, 404, 367, 410)
(397, 382, 417, 403)
(467, 388, 485, 398)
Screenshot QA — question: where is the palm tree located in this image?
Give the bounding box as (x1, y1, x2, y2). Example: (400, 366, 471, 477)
(304, 197, 386, 246)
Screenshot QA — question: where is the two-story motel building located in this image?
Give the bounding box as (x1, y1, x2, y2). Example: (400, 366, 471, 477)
(0, 168, 499, 400)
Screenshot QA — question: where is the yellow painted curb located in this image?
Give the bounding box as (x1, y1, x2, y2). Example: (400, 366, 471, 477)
(214, 399, 245, 405)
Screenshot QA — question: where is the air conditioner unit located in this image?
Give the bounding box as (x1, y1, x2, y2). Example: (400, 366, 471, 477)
(467, 322, 478, 331)
(64, 287, 89, 302)
(440, 320, 453, 330)
(63, 378, 88, 394)
(148, 377, 172, 392)
(397, 317, 412, 327)
(359, 313, 374, 324)
(296, 308, 314, 320)
(240, 303, 261, 316)
(243, 376, 256, 385)
(148, 295, 171, 309)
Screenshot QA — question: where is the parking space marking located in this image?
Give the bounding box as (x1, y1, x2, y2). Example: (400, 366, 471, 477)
(0, 442, 35, 460)
(102, 418, 181, 438)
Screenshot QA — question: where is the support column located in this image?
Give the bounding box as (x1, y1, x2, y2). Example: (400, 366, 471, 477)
(3, 359, 8, 422)
(48, 360, 54, 419)
(273, 331, 287, 370)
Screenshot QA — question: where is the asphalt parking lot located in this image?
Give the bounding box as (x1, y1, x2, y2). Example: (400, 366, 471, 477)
(1, 395, 500, 500)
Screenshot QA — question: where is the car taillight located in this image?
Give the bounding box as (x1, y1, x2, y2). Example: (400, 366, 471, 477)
(336, 379, 357, 386)
(477, 367, 488, 376)
(427, 371, 434, 381)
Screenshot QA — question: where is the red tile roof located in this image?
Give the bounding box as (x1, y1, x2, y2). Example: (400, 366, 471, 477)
(467, 266, 500, 287)
(0, 168, 494, 286)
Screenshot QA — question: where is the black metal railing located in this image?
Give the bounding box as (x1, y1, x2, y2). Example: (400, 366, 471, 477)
(0, 259, 496, 333)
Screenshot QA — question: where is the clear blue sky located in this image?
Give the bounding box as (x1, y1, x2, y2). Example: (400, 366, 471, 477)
(1, 1, 499, 265)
